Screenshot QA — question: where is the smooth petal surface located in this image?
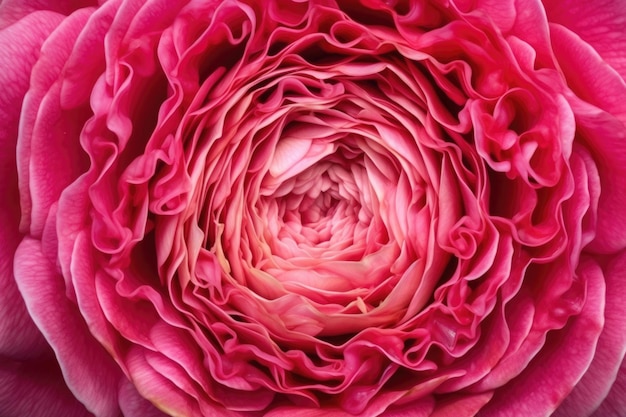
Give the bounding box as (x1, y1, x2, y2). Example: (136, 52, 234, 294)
(2, 0, 626, 416)
(476, 257, 605, 416)
(0, 0, 98, 29)
(549, 23, 626, 254)
(0, 359, 92, 417)
(543, 0, 626, 81)
(0, 9, 64, 360)
(554, 250, 626, 417)
(13, 238, 123, 417)
(591, 358, 626, 417)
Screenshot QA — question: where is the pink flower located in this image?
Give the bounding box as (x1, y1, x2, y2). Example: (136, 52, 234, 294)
(1, 0, 625, 416)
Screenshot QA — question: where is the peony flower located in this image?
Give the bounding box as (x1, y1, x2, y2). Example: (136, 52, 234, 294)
(1, 0, 625, 416)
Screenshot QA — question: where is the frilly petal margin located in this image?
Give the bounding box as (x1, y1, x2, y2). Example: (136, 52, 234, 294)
(3, 1, 626, 416)
(16, 6, 101, 238)
(13, 236, 171, 417)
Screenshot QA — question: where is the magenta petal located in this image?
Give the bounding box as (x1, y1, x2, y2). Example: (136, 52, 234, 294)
(476, 256, 605, 416)
(118, 377, 170, 417)
(591, 358, 626, 417)
(0, 0, 98, 29)
(0, 358, 92, 417)
(548, 21, 626, 125)
(0, 9, 64, 360)
(17, 7, 94, 238)
(13, 237, 123, 417)
(0, 257, 49, 359)
(565, 103, 626, 254)
(543, 0, 626, 82)
(554, 250, 626, 416)
(550, 23, 626, 253)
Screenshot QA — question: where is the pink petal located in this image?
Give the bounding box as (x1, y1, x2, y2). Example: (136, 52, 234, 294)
(118, 377, 170, 417)
(13, 237, 123, 417)
(477, 256, 605, 416)
(0, 10, 64, 360)
(0, 0, 98, 29)
(553, 250, 626, 416)
(543, 0, 626, 82)
(0, 358, 92, 417)
(591, 358, 626, 417)
(17, 7, 95, 237)
(567, 103, 626, 254)
(549, 23, 626, 253)
(549, 22, 626, 125)
(452, 0, 554, 67)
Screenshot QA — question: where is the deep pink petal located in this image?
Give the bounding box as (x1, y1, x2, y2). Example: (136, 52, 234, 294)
(0, 358, 92, 417)
(549, 23, 626, 253)
(543, 0, 626, 82)
(452, 0, 554, 67)
(118, 377, 170, 417)
(476, 256, 605, 416)
(567, 105, 626, 253)
(554, 250, 626, 416)
(591, 358, 626, 417)
(13, 237, 124, 417)
(0, 0, 98, 29)
(549, 22, 626, 125)
(17, 7, 95, 238)
(0, 10, 64, 360)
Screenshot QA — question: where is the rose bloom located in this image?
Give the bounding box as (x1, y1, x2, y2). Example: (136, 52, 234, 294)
(1, 0, 625, 416)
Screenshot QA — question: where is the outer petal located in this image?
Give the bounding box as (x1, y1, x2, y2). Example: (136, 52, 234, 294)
(0, 10, 92, 417)
(549, 23, 626, 254)
(0, 8, 63, 361)
(0, 0, 99, 29)
(543, 0, 626, 82)
(554, 250, 626, 417)
(452, 0, 555, 68)
(0, 4, 94, 417)
(17, 6, 97, 238)
(591, 358, 626, 417)
(0, 358, 92, 417)
(13, 238, 124, 417)
(118, 378, 170, 417)
(476, 257, 605, 417)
